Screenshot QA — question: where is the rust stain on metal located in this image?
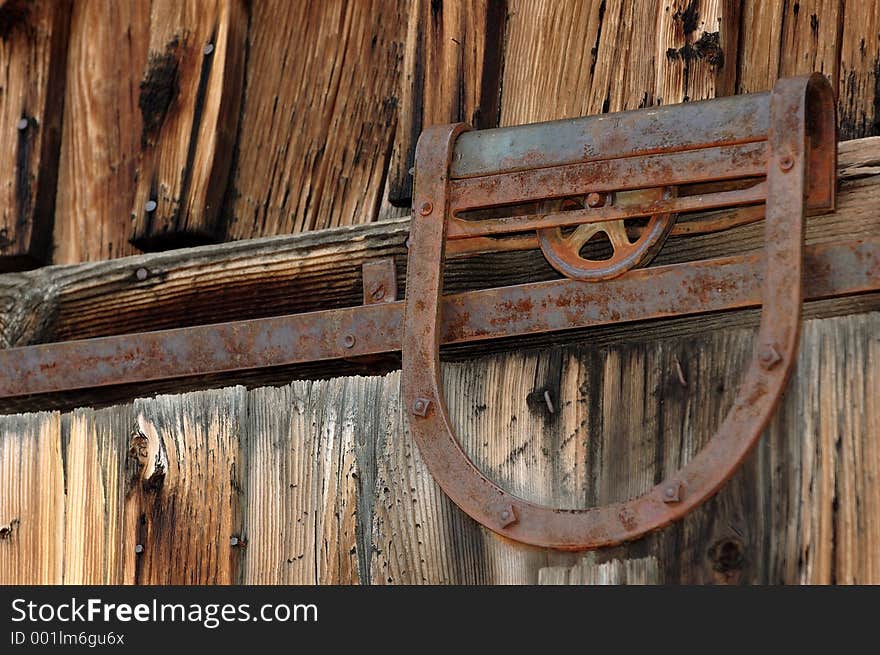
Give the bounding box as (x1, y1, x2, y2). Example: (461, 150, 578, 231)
(402, 73, 839, 550)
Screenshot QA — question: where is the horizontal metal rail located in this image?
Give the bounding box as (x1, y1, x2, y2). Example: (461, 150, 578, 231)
(0, 238, 876, 399)
(449, 142, 768, 210)
(451, 93, 771, 178)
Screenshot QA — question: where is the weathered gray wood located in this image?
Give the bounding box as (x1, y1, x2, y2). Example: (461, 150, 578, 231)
(0, 310, 876, 583)
(538, 554, 661, 584)
(242, 380, 359, 584)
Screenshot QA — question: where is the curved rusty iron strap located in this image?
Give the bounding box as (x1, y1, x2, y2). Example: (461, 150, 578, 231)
(401, 74, 836, 550)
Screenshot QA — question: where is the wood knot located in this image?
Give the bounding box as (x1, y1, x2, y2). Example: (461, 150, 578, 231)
(129, 414, 168, 492)
(709, 536, 746, 583)
(0, 518, 19, 540)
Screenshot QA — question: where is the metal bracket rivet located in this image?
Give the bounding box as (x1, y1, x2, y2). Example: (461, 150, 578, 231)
(779, 154, 794, 171)
(662, 482, 682, 503)
(499, 505, 518, 528)
(419, 201, 433, 216)
(412, 397, 432, 417)
(586, 192, 606, 208)
(342, 334, 356, 349)
(759, 344, 782, 370)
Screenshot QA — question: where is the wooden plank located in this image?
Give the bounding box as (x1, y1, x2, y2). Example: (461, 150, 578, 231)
(365, 371, 492, 584)
(655, 0, 740, 105)
(369, 312, 880, 584)
(62, 406, 135, 584)
(224, 0, 406, 240)
(0, 137, 872, 347)
(0, 313, 876, 584)
(52, 0, 150, 265)
(0, 411, 63, 584)
(242, 380, 359, 584)
(126, 388, 247, 584)
(129, 0, 247, 250)
(838, 1, 880, 139)
(796, 313, 880, 583)
(386, 0, 506, 205)
(539, 554, 661, 584)
(737, 0, 843, 94)
(0, 0, 70, 271)
(500, 0, 739, 126)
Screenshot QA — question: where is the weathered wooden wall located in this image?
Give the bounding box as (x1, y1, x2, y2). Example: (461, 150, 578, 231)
(0, 1, 879, 585)
(1, 138, 879, 584)
(0, 0, 875, 267)
(1, 310, 877, 584)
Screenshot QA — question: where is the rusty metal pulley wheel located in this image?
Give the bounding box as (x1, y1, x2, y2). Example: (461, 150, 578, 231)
(536, 188, 677, 281)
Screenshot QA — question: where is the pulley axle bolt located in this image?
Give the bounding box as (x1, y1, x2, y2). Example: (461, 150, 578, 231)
(586, 192, 606, 208)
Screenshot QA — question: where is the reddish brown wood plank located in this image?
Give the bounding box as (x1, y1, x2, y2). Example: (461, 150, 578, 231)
(838, 1, 880, 139)
(129, 0, 247, 250)
(53, 0, 150, 265)
(386, 0, 506, 205)
(224, 0, 407, 239)
(0, 0, 70, 271)
(737, 0, 843, 94)
(500, 0, 739, 126)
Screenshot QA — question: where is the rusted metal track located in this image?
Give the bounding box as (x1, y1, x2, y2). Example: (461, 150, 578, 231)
(1, 238, 875, 399)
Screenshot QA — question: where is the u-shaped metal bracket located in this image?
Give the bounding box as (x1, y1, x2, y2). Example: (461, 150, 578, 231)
(402, 74, 837, 550)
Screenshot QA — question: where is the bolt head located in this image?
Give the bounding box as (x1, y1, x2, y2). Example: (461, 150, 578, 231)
(204, 43, 215, 56)
(498, 505, 518, 527)
(342, 334, 356, 349)
(759, 345, 782, 370)
(134, 544, 144, 554)
(412, 397, 432, 417)
(145, 200, 158, 213)
(586, 192, 606, 208)
(16, 118, 28, 131)
(779, 155, 794, 171)
(662, 482, 682, 503)
(230, 536, 239, 547)
(135, 267, 149, 281)
(419, 201, 433, 216)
